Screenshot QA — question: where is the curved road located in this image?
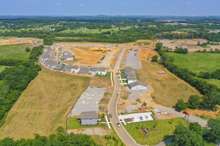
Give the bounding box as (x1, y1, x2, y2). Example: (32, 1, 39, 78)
(108, 48, 142, 146)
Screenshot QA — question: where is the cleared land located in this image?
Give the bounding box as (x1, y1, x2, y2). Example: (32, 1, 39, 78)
(125, 118, 187, 146)
(138, 59, 199, 107)
(0, 45, 30, 62)
(0, 37, 42, 46)
(0, 68, 90, 139)
(53, 42, 119, 66)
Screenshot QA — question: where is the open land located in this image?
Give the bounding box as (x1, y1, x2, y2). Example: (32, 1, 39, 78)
(53, 42, 119, 67)
(164, 52, 220, 88)
(159, 39, 220, 52)
(164, 52, 220, 74)
(0, 44, 31, 62)
(0, 37, 42, 46)
(0, 68, 90, 139)
(137, 46, 200, 107)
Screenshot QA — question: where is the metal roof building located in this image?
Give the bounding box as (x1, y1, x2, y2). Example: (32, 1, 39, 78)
(78, 111, 99, 125)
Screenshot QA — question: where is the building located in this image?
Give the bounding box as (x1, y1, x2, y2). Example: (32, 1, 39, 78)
(63, 51, 74, 61)
(78, 111, 99, 125)
(128, 81, 148, 91)
(78, 66, 90, 74)
(124, 67, 137, 84)
(89, 67, 108, 76)
(71, 65, 80, 73)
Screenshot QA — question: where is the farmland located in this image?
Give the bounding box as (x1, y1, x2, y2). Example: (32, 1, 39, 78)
(0, 44, 31, 63)
(164, 52, 220, 88)
(0, 68, 90, 139)
(164, 52, 220, 74)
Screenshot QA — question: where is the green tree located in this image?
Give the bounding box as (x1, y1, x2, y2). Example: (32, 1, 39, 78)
(155, 42, 163, 51)
(171, 125, 204, 146)
(175, 99, 188, 111)
(188, 95, 202, 109)
(204, 118, 220, 143)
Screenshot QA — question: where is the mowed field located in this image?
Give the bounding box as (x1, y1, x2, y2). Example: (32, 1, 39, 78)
(164, 52, 220, 74)
(0, 45, 30, 62)
(0, 68, 90, 139)
(164, 52, 220, 88)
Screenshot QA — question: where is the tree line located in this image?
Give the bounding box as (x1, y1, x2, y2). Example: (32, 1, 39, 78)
(0, 128, 98, 146)
(155, 43, 220, 111)
(0, 46, 43, 121)
(169, 118, 220, 146)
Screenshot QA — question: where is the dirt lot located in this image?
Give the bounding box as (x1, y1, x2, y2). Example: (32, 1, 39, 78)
(184, 108, 220, 119)
(53, 42, 119, 67)
(0, 68, 90, 139)
(158, 39, 219, 52)
(0, 37, 42, 46)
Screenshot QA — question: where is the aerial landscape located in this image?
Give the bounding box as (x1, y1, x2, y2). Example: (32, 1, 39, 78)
(0, 0, 219, 146)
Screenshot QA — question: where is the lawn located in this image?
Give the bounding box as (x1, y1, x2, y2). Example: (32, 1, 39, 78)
(125, 118, 187, 146)
(164, 52, 220, 74)
(67, 117, 81, 129)
(0, 44, 30, 62)
(0, 68, 90, 139)
(138, 60, 199, 107)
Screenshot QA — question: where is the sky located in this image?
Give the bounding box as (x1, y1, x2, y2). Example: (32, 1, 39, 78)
(0, 0, 219, 16)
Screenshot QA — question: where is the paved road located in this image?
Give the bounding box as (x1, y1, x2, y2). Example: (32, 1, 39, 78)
(108, 48, 142, 146)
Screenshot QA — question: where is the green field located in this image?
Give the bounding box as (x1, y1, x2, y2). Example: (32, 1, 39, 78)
(125, 118, 187, 146)
(165, 52, 220, 88)
(0, 65, 6, 72)
(165, 52, 220, 74)
(0, 45, 31, 62)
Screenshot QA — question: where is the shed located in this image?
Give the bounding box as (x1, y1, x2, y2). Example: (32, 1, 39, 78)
(78, 112, 99, 125)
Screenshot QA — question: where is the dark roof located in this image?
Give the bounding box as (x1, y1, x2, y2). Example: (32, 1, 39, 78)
(90, 67, 107, 72)
(79, 67, 90, 74)
(78, 111, 98, 119)
(128, 81, 146, 88)
(124, 67, 137, 80)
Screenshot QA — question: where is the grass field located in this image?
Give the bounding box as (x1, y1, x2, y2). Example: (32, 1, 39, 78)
(205, 79, 220, 89)
(164, 52, 220, 74)
(138, 60, 199, 107)
(0, 65, 6, 72)
(0, 45, 30, 62)
(0, 68, 90, 139)
(164, 52, 220, 88)
(125, 118, 187, 146)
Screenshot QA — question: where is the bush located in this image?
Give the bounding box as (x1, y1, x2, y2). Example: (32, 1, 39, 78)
(188, 95, 203, 109)
(175, 99, 188, 111)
